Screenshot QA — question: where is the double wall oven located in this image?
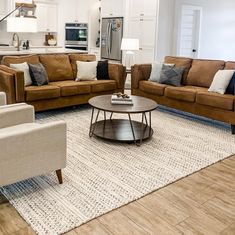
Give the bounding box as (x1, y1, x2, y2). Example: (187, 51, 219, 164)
(65, 23, 88, 51)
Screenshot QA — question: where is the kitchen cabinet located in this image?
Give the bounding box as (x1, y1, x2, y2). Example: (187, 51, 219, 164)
(35, 3, 58, 32)
(127, 0, 158, 63)
(101, 0, 124, 17)
(0, 0, 9, 20)
(129, 0, 158, 19)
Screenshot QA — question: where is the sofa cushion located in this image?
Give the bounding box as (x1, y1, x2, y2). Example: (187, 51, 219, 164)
(69, 54, 96, 79)
(51, 81, 91, 97)
(187, 59, 225, 88)
(90, 80, 117, 93)
(39, 55, 73, 82)
(139, 81, 167, 96)
(165, 86, 207, 103)
(196, 91, 234, 111)
(225, 61, 235, 70)
(164, 56, 192, 84)
(25, 84, 60, 101)
(1, 55, 40, 67)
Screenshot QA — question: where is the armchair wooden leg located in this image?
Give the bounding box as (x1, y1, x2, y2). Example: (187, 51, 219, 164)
(56, 169, 63, 184)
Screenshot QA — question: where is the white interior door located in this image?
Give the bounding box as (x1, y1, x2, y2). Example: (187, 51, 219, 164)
(178, 5, 202, 58)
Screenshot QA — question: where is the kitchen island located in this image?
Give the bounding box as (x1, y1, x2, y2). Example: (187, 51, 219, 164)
(0, 47, 88, 61)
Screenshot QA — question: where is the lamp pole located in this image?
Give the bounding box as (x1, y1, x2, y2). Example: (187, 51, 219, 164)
(0, 4, 24, 23)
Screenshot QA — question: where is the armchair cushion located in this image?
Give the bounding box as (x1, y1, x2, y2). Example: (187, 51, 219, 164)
(0, 92, 6, 106)
(0, 103, 34, 129)
(0, 121, 66, 186)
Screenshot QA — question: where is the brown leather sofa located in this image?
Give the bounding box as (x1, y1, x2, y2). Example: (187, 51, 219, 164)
(0, 54, 126, 111)
(131, 56, 235, 134)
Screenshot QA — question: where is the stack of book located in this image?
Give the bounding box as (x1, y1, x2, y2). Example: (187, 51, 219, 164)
(111, 94, 133, 105)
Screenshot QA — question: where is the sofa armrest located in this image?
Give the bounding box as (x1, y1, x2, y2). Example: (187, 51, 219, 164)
(0, 103, 34, 129)
(0, 65, 25, 103)
(0, 121, 67, 186)
(0, 92, 6, 106)
(131, 64, 152, 90)
(108, 63, 126, 91)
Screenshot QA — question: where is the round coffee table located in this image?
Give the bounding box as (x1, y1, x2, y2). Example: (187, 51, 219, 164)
(88, 95, 157, 146)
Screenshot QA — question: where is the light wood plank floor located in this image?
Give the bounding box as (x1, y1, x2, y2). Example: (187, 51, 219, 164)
(0, 156, 234, 235)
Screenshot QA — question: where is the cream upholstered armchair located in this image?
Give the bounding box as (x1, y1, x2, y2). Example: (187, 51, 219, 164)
(0, 93, 67, 187)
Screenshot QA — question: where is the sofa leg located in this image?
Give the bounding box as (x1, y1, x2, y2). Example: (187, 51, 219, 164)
(231, 125, 235, 135)
(56, 169, 63, 184)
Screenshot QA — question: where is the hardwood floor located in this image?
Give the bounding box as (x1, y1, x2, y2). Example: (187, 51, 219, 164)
(0, 156, 234, 235)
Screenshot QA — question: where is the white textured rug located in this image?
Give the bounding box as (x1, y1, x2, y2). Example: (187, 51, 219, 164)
(1, 107, 235, 234)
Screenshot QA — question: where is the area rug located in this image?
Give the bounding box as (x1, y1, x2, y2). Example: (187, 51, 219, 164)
(1, 107, 235, 234)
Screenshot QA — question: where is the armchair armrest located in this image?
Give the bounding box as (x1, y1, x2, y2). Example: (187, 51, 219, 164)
(0, 103, 34, 129)
(131, 64, 152, 90)
(0, 121, 67, 186)
(0, 65, 25, 103)
(108, 63, 126, 92)
(0, 92, 6, 106)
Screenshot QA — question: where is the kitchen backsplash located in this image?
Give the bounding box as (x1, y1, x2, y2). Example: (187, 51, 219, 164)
(0, 22, 57, 46)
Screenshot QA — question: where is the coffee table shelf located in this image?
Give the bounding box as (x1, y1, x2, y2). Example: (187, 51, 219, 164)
(88, 95, 157, 146)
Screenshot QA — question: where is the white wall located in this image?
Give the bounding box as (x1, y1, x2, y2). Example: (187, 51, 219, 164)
(155, 0, 175, 61)
(174, 0, 235, 60)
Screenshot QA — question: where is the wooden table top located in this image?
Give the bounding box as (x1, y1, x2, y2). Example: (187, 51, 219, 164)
(89, 95, 157, 114)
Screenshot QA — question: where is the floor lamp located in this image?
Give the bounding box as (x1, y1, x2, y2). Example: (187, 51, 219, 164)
(121, 38, 139, 70)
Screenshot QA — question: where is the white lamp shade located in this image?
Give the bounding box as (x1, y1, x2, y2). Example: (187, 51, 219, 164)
(7, 17, 37, 33)
(121, 38, 139, 51)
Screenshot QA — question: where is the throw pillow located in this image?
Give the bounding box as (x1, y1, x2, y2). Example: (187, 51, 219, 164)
(208, 70, 235, 94)
(159, 65, 184, 86)
(225, 72, 235, 94)
(76, 61, 98, 81)
(28, 63, 49, 86)
(149, 62, 174, 83)
(97, 60, 110, 80)
(10, 62, 32, 86)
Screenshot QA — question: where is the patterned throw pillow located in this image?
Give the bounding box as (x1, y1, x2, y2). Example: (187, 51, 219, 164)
(28, 63, 49, 86)
(159, 65, 185, 86)
(149, 62, 175, 83)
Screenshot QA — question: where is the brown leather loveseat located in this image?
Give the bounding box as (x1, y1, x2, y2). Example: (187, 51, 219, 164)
(131, 56, 235, 134)
(0, 53, 126, 111)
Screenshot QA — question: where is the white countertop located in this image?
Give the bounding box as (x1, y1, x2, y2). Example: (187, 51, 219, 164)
(0, 47, 88, 56)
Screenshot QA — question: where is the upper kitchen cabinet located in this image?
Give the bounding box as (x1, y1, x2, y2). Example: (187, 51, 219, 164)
(35, 3, 58, 32)
(129, 0, 158, 19)
(0, 0, 9, 20)
(101, 0, 124, 17)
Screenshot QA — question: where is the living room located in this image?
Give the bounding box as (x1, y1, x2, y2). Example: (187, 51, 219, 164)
(0, 0, 234, 234)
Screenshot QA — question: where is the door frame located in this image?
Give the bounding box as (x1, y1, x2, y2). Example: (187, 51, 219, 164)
(176, 4, 202, 58)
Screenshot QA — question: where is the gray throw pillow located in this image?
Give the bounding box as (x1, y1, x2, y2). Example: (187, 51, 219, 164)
(28, 63, 49, 86)
(159, 65, 185, 86)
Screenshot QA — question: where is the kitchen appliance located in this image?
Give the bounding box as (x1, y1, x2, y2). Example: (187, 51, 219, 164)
(101, 17, 123, 62)
(65, 23, 88, 51)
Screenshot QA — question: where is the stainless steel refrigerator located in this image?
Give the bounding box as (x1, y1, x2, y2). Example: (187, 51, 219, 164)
(101, 17, 123, 62)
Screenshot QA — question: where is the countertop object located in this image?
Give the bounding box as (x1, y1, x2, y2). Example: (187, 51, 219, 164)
(0, 47, 87, 56)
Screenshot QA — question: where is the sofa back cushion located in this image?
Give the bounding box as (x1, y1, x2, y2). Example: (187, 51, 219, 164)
(69, 54, 96, 79)
(39, 54, 73, 82)
(164, 56, 192, 84)
(225, 61, 235, 69)
(186, 59, 225, 88)
(1, 55, 40, 67)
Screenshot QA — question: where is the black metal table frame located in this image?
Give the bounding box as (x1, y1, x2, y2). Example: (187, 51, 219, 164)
(89, 107, 152, 146)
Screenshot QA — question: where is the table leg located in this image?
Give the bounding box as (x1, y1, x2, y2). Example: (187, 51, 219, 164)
(110, 112, 113, 120)
(128, 113, 137, 145)
(149, 111, 152, 137)
(89, 107, 95, 137)
(140, 113, 145, 146)
(89, 109, 100, 137)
